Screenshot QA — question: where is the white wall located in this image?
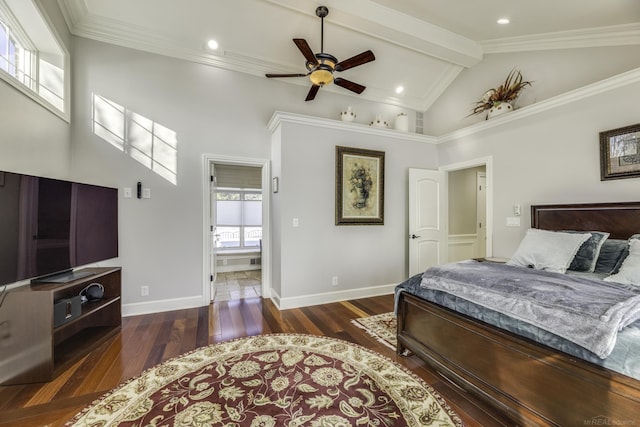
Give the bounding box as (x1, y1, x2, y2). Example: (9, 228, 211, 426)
(424, 46, 640, 136)
(271, 119, 438, 308)
(68, 37, 415, 314)
(437, 73, 640, 258)
(0, 83, 70, 177)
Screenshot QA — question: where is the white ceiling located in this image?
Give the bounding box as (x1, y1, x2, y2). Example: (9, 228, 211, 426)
(57, 0, 640, 111)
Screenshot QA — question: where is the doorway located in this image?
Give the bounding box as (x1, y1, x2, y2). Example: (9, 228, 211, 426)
(441, 157, 492, 261)
(202, 155, 270, 305)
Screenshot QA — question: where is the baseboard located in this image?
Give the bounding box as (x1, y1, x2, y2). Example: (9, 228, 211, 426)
(122, 284, 396, 315)
(122, 295, 204, 317)
(274, 283, 396, 310)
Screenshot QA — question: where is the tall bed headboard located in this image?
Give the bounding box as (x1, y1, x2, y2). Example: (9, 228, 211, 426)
(531, 201, 640, 240)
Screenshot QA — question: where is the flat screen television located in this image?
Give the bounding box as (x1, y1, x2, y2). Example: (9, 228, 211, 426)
(0, 170, 118, 285)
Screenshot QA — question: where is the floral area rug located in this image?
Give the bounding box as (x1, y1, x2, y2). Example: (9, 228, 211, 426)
(67, 334, 463, 426)
(351, 312, 397, 351)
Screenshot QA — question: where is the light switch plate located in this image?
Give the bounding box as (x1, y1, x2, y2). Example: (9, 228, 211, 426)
(123, 188, 132, 198)
(142, 188, 151, 199)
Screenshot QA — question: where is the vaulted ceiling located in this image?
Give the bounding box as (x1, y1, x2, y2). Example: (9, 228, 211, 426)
(57, 0, 640, 111)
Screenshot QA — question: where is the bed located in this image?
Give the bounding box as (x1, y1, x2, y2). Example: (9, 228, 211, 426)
(396, 202, 640, 426)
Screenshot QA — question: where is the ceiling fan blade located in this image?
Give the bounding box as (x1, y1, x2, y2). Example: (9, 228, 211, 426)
(293, 39, 318, 66)
(305, 85, 320, 101)
(335, 50, 375, 72)
(334, 77, 365, 94)
(265, 73, 308, 78)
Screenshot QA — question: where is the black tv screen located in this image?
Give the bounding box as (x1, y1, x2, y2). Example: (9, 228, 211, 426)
(0, 171, 118, 285)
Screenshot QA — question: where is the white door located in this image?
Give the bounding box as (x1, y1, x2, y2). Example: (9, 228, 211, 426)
(409, 168, 448, 276)
(476, 172, 487, 258)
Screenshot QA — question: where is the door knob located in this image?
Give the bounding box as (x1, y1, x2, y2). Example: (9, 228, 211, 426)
(409, 234, 421, 239)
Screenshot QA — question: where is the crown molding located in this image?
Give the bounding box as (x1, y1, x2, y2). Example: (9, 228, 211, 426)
(481, 23, 640, 54)
(267, 111, 438, 144)
(438, 67, 640, 143)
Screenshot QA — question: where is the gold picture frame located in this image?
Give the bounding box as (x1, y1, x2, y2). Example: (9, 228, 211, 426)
(335, 146, 384, 225)
(600, 123, 640, 181)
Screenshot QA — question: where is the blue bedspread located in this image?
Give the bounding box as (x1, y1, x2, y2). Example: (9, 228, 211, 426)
(420, 260, 640, 358)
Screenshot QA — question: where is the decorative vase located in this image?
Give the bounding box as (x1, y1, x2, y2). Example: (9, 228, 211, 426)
(340, 106, 356, 122)
(370, 115, 388, 128)
(394, 113, 409, 131)
(487, 102, 513, 119)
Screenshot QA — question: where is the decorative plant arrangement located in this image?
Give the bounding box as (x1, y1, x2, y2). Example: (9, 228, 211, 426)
(471, 69, 533, 118)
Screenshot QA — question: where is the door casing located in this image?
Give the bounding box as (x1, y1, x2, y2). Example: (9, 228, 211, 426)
(202, 154, 270, 305)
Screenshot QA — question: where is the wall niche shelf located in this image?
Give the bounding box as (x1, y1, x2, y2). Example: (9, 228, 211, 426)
(0, 267, 121, 385)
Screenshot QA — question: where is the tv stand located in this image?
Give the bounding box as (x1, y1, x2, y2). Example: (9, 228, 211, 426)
(0, 267, 121, 385)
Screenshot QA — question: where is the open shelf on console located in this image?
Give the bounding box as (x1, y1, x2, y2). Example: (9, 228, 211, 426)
(0, 267, 121, 385)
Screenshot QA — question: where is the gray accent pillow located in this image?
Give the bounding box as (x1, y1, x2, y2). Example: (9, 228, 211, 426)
(567, 231, 610, 273)
(507, 229, 591, 274)
(605, 238, 640, 285)
(594, 239, 628, 274)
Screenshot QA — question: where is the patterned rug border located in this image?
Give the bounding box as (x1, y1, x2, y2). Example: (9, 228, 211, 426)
(351, 312, 398, 351)
(66, 333, 463, 427)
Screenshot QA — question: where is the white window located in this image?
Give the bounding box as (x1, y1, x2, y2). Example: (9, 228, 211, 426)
(0, 0, 67, 119)
(216, 190, 262, 250)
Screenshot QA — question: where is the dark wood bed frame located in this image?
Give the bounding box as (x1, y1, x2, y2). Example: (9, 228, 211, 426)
(397, 202, 640, 426)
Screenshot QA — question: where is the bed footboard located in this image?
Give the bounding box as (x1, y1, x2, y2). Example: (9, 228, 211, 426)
(396, 292, 640, 426)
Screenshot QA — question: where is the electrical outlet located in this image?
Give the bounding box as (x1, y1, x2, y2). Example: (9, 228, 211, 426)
(332, 276, 338, 286)
(141, 286, 149, 296)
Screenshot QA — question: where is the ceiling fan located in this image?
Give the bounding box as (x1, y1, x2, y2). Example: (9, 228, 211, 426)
(265, 6, 375, 101)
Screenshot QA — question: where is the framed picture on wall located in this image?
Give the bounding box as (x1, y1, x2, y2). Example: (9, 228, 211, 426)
(335, 146, 385, 225)
(600, 123, 640, 181)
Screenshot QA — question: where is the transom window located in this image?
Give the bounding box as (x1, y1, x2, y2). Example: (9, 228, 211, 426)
(0, 0, 67, 118)
(215, 190, 262, 250)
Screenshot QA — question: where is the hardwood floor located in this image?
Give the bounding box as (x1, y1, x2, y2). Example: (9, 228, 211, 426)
(0, 294, 512, 426)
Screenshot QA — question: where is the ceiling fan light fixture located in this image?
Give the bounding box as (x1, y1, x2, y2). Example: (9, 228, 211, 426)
(309, 53, 337, 86)
(309, 68, 334, 86)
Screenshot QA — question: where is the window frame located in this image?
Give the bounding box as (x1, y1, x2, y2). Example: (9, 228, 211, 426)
(0, 0, 69, 121)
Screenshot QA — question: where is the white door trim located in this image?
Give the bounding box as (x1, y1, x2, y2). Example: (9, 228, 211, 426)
(202, 154, 271, 305)
(440, 156, 493, 258)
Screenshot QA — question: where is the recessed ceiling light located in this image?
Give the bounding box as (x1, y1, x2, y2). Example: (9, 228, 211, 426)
(207, 39, 219, 50)
(395, 86, 404, 94)
(497, 18, 510, 25)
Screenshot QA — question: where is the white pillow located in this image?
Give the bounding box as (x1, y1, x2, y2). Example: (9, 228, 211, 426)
(604, 238, 640, 286)
(506, 229, 591, 273)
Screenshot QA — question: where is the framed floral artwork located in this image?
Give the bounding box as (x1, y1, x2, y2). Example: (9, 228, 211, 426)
(600, 123, 640, 181)
(335, 146, 385, 225)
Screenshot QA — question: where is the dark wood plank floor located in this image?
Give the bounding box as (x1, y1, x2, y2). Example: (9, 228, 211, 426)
(0, 294, 512, 426)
